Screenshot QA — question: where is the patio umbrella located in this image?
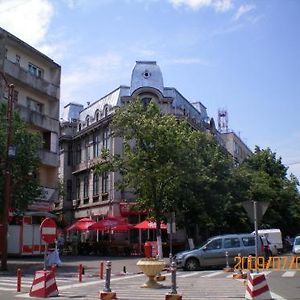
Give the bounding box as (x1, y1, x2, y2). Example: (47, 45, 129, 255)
(112, 223, 135, 232)
(134, 220, 167, 230)
(66, 218, 96, 231)
(88, 216, 127, 231)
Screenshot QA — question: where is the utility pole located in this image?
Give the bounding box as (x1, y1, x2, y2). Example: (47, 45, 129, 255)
(0, 71, 14, 271)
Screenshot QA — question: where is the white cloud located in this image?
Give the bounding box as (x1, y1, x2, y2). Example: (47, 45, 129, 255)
(169, 0, 233, 12)
(234, 4, 255, 21)
(61, 52, 129, 105)
(0, 0, 54, 46)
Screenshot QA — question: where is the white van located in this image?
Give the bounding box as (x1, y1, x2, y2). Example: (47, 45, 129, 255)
(252, 229, 283, 255)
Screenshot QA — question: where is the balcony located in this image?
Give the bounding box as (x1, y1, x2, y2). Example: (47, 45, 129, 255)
(16, 104, 59, 132)
(39, 149, 59, 167)
(4, 59, 59, 99)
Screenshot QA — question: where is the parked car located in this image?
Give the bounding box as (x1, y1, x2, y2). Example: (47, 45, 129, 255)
(174, 233, 264, 271)
(292, 236, 300, 254)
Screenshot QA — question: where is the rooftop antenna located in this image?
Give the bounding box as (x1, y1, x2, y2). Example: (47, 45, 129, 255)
(218, 109, 228, 133)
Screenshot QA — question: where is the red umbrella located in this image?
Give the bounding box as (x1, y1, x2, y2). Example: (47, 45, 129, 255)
(88, 216, 127, 231)
(134, 220, 167, 230)
(112, 223, 135, 231)
(66, 218, 95, 231)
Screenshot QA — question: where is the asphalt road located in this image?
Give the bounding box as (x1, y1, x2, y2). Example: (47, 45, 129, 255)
(0, 256, 299, 299)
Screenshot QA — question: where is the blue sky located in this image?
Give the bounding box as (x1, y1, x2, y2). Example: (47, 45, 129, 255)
(1, 0, 299, 180)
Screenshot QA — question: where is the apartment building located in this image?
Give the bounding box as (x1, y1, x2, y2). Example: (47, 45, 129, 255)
(220, 131, 252, 165)
(0, 27, 61, 212)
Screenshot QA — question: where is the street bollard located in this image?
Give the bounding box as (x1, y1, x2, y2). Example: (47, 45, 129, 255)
(79, 264, 83, 282)
(223, 251, 233, 272)
(170, 261, 177, 294)
(51, 265, 56, 275)
(103, 261, 112, 292)
(225, 251, 229, 268)
(100, 261, 104, 279)
(100, 261, 117, 300)
(17, 268, 21, 292)
(165, 261, 182, 300)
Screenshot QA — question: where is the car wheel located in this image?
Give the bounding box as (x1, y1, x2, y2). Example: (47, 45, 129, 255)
(184, 258, 200, 271)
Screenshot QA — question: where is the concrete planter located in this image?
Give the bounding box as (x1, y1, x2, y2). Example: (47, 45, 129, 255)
(136, 258, 165, 288)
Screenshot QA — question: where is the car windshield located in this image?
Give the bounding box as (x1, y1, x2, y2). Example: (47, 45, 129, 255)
(294, 238, 300, 245)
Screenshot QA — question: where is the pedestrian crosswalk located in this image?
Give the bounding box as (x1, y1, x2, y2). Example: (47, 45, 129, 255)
(0, 269, 298, 299)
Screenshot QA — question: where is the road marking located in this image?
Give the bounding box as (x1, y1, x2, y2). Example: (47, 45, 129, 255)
(282, 271, 296, 277)
(270, 292, 287, 300)
(178, 271, 199, 278)
(16, 273, 145, 298)
(201, 271, 224, 277)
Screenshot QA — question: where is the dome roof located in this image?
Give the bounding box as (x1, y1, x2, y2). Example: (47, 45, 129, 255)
(130, 61, 164, 95)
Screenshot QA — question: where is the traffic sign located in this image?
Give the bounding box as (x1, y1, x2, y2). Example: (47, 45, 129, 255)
(40, 218, 57, 243)
(242, 201, 269, 224)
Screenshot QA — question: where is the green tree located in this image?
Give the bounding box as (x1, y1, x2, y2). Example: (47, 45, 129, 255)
(234, 146, 300, 236)
(95, 99, 235, 253)
(0, 103, 41, 216)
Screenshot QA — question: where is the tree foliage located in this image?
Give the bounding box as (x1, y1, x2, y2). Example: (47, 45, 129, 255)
(0, 103, 41, 216)
(95, 99, 234, 244)
(234, 146, 300, 236)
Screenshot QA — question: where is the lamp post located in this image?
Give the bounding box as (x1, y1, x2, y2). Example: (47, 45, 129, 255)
(0, 71, 14, 271)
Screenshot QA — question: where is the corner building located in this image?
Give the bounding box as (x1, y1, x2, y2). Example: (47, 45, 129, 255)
(58, 61, 250, 226)
(0, 27, 61, 212)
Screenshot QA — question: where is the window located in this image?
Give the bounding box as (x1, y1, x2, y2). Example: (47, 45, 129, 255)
(104, 106, 108, 117)
(242, 237, 255, 247)
(102, 127, 109, 150)
(141, 97, 151, 106)
(76, 177, 80, 199)
(95, 110, 100, 122)
(206, 238, 222, 250)
(83, 175, 89, 199)
(75, 143, 81, 164)
(16, 55, 20, 64)
(224, 238, 240, 248)
(28, 63, 43, 78)
(93, 132, 100, 158)
(78, 123, 82, 131)
(67, 180, 72, 201)
(102, 172, 108, 194)
(86, 116, 90, 127)
(27, 97, 44, 114)
(13, 90, 18, 103)
(67, 144, 73, 166)
(93, 174, 99, 196)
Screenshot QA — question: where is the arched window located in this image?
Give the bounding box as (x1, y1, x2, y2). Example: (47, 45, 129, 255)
(86, 116, 90, 127)
(95, 110, 100, 122)
(104, 106, 108, 117)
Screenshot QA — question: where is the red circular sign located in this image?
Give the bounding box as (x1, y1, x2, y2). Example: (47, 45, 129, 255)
(40, 218, 57, 243)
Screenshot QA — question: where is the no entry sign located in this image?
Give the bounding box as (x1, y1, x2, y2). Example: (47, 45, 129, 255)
(40, 218, 57, 243)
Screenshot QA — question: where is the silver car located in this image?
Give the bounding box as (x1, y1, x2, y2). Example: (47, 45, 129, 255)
(292, 236, 300, 254)
(174, 233, 264, 271)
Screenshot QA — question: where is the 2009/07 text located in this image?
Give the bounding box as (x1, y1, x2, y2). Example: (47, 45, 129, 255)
(234, 256, 300, 271)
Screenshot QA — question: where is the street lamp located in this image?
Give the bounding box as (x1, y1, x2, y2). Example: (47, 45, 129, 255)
(0, 71, 14, 271)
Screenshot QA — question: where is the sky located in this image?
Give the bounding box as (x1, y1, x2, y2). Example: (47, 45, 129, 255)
(0, 0, 299, 180)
